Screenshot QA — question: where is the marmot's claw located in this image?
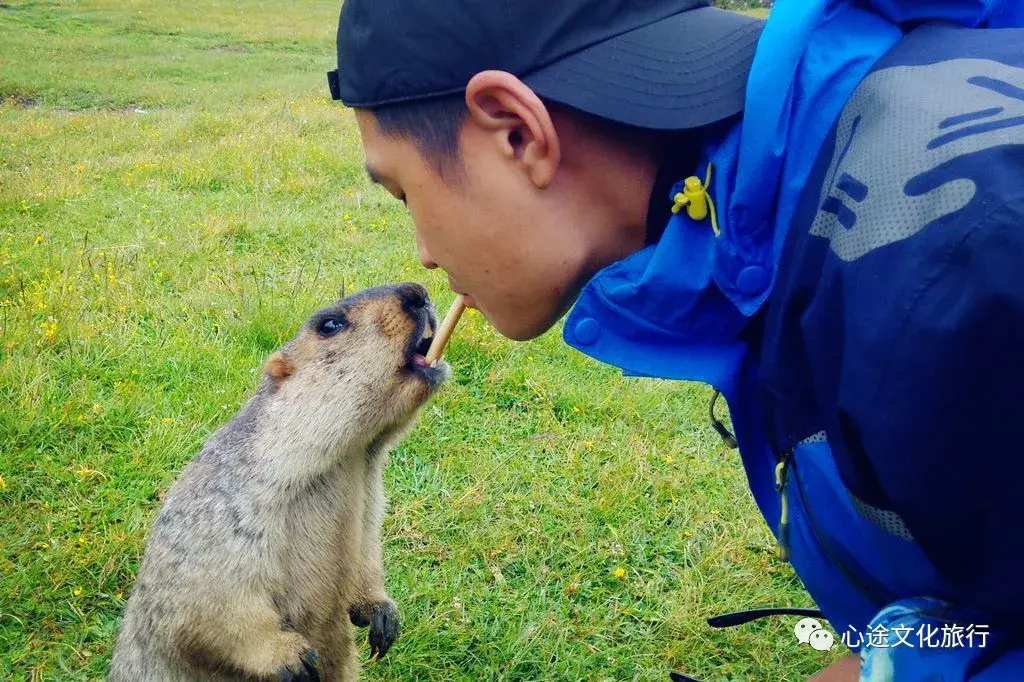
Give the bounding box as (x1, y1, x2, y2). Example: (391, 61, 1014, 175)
(369, 600, 400, 660)
(348, 603, 371, 628)
(277, 647, 320, 682)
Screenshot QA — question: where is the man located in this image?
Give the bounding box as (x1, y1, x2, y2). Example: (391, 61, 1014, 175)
(328, 0, 1024, 679)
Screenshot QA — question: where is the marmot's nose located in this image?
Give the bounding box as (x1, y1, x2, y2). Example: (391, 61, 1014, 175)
(396, 283, 429, 310)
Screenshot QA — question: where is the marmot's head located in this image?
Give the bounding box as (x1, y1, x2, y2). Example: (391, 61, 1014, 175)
(260, 283, 450, 444)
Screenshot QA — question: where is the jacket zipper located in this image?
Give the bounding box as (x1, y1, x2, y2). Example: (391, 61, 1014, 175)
(774, 449, 793, 562)
(779, 441, 894, 608)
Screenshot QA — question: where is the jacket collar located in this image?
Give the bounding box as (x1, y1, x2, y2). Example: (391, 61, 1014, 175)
(563, 0, 907, 389)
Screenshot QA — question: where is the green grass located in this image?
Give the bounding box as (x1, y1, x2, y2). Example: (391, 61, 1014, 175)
(0, 1, 834, 680)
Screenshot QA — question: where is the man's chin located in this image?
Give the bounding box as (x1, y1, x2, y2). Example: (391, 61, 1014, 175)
(485, 307, 565, 342)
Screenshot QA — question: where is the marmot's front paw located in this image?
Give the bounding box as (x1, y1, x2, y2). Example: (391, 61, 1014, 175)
(349, 598, 400, 659)
(277, 644, 320, 682)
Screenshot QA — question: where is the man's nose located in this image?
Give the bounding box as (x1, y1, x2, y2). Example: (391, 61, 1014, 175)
(416, 233, 437, 270)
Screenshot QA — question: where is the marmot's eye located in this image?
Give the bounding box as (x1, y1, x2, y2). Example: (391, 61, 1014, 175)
(316, 316, 349, 337)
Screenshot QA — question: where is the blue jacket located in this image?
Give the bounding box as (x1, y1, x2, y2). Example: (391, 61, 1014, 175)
(563, 0, 1024, 677)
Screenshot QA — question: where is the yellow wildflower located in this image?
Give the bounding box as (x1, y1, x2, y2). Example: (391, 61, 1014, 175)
(35, 234, 44, 244)
(0, 475, 6, 491)
(613, 567, 626, 580)
(72, 587, 83, 597)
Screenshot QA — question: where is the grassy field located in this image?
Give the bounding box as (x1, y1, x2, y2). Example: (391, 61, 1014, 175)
(0, 1, 828, 680)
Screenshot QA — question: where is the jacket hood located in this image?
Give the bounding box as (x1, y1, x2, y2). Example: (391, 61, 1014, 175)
(563, 0, 1022, 389)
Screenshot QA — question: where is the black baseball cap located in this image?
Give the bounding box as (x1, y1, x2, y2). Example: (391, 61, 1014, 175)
(329, 0, 765, 130)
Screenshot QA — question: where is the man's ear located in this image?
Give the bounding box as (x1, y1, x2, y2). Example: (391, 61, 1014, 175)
(464, 71, 561, 189)
(263, 351, 294, 386)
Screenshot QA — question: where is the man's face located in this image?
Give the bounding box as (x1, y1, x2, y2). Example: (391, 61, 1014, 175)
(355, 109, 594, 341)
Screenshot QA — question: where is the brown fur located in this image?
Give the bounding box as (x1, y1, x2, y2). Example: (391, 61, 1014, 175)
(109, 283, 449, 682)
(264, 351, 295, 382)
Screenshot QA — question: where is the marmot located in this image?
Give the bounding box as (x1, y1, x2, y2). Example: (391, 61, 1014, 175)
(109, 283, 450, 682)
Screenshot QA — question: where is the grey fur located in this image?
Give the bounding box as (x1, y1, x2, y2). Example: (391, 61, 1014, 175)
(109, 284, 449, 681)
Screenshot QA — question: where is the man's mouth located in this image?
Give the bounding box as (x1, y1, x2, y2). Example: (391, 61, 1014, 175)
(447, 276, 467, 296)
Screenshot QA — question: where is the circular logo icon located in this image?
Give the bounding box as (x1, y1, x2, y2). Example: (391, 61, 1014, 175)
(795, 617, 823, 645)
(809, 629, 835, 652)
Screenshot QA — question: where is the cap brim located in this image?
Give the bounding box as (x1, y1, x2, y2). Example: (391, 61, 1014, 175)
(522, 7, 764, 130)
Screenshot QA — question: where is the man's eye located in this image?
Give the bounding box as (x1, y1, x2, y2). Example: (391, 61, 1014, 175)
(317, 316, 349, 337)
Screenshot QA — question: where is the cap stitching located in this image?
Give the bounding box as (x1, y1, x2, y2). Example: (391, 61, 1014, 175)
(535, 53, 752, 97)
(613, 21, 761, 59)
(530, 68, 746, 109)
(611, 23, 761, 63)
(572, 42, 756, 83)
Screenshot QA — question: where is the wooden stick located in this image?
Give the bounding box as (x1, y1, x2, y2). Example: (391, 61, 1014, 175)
(425, 294, 466, 364)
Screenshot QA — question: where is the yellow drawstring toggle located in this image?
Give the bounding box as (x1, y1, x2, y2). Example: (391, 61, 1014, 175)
(670, 162, 720, 236)
(673, 176, 708, 220)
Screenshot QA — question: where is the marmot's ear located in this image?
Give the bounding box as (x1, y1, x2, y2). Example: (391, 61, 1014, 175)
(264, 351, 294, 384)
